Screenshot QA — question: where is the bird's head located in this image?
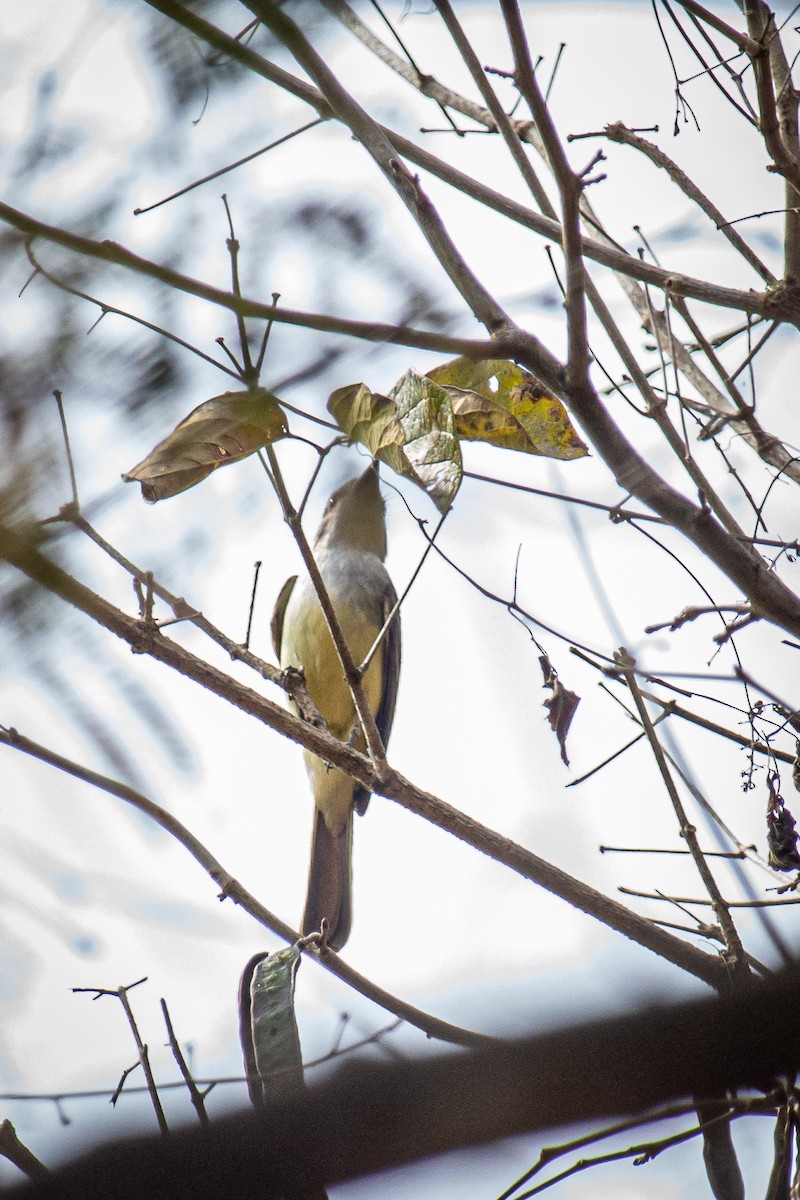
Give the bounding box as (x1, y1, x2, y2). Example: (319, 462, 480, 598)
(314, 461, 387, 558)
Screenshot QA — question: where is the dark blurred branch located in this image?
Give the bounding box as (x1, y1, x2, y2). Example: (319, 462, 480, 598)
(11, 966, 800, 1199)
(0, 1120, 48, 1181)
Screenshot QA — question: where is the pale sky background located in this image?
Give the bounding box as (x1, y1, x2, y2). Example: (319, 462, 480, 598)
(0, 2, 799, 1197)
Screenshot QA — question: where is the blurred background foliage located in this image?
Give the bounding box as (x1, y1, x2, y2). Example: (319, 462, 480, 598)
(0, 1, 460, 783)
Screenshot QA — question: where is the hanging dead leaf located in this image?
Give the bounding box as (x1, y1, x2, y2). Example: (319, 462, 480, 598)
(328, 372, 461, 512)
(428, 356, 588, 460)
(539, 654, 581, 767)
(123, 388, 288, 502)
(767, 786, 800, 872)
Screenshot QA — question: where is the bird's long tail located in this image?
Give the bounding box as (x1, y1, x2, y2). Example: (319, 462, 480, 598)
(302, 807, 353, 952)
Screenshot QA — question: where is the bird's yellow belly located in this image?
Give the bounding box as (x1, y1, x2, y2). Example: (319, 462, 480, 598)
(281, 580, 383, 834)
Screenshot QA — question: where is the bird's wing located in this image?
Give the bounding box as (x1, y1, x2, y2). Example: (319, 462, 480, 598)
(376, 579, 401, 749)
(353, 580, 401, 817)
(270, 575, 297, 660)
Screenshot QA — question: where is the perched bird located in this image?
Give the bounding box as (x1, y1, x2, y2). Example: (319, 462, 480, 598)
(271, 463, 401, 951)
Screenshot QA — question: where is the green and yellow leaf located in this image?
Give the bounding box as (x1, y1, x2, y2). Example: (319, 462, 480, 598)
(427, 357, 588, 460)
(328, 374, 462, 512)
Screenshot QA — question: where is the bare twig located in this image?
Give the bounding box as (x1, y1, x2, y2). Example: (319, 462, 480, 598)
(0, 1120, 48, 1180)
(160, 999, 211, 1128)
(73, 980, 169, 1136)
(134, 118, 324, 214)
(615, 648, 749, 979)
(619, 887, 800, 907)
(602, 122, 774, 284)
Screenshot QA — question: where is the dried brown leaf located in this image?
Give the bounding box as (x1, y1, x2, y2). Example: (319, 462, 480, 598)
(123, 388, 287, 502)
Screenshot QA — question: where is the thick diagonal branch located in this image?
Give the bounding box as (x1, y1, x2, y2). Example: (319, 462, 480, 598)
(0, 520, 728, 989)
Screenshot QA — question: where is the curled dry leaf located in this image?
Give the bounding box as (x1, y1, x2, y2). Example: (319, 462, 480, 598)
(123, 388, 288, 502)
(767, 787, 800, 872)
(328, 372, 462, 512)
(238, 945, 305, 1111)
(427, 356, 588, 460)
(539, 654, 581, 767)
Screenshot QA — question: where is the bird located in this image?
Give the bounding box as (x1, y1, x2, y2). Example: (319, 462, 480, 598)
(271, 462, 401, 951)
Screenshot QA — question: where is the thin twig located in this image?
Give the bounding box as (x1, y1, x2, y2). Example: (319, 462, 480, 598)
(615, 648, 749, 979)
(134, 118, 324, 215)
(673, 0, 761, 54)
(73, 980, 169, 1136)
(160, 999, 211, 1128)
(52, 391, 79, 509)
(2, 726, 487, 1047)
(361, 507, 448, 676)
(600, 845, 753, 857)
(0, 1120, 48, 1180)
(619, 887, 800, 907)
(244, 561, 261, 651)
(603, 123, 774, 284)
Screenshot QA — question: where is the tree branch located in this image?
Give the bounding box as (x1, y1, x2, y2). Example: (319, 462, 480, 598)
(243, 1, 510, 334)
(0, 725, 485, 1047)
(0, 201, 495, 359)
(0, 520, 729, 989)
(603, 122, 774, 285)
(615, 649, 749, 979)
(141, 0, 796, 324)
